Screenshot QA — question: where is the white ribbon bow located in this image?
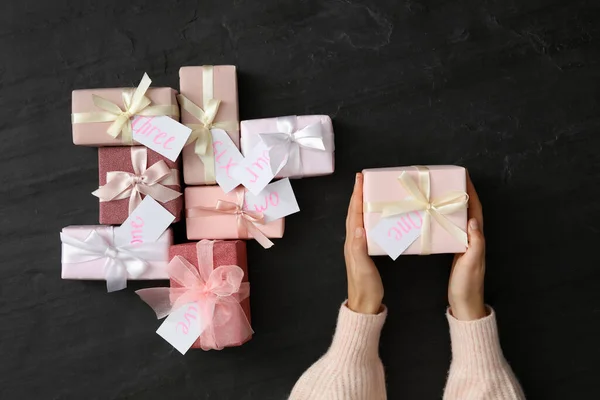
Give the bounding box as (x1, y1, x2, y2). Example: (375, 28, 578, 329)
(259, 116, 327, 175)
(60, 229, 162, 292)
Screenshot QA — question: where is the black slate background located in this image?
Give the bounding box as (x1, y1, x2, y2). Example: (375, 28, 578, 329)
(2, 0, 600, 399)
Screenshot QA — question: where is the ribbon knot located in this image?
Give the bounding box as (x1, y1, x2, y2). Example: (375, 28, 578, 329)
(135, 240, 253, 351)
(104, 247, 119, 259)
(71, 73, 180, 145)
(92, 147, 182, 215)
(258, 116, 328, 176)
(365, 166, 469, 255)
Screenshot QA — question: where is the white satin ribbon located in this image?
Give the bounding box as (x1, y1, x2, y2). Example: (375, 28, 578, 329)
(60, 229, 163, 292)
(259, 116, 327, 175)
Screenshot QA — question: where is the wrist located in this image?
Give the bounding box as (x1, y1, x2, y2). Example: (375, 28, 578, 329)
(347, 298, 382, 315)
(449, 301, 487, 321)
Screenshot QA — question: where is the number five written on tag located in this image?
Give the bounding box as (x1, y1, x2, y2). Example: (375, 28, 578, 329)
(176, 305, 198, 335)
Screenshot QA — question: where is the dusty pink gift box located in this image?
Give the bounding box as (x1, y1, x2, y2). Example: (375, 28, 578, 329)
(98, 146, 183, 225)
(240, 115, 335, 178)
(72, 87, 178, 146)
(185, 186, 285, 240)
(180, 66, 240, 185)
(61, 226, 173, 280)
(363, 166, 468, 255)
(169, 241, 251, 349)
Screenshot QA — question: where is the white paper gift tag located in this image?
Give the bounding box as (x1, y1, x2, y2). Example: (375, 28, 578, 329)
(369, 211, 425, 260)
(113, 197, 175, 247)
(156, 302, 210, 355)
(212, 128, 246, 193)
(231, 141, 276, 195)
(132, 116, 192, 162)
(244, 178, 300, 223)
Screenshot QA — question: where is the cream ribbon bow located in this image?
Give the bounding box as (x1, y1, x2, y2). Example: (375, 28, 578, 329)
(92, 147, 182, 215)
(71, 73, 180, 144)
(177, 94, 238, 184)
(365, 166, 469, 255)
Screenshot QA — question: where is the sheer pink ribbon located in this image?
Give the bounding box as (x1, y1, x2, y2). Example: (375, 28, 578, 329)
(92, 147, 182, 215)
(185, 189, 274, 249)
(136, 240, 253, 351)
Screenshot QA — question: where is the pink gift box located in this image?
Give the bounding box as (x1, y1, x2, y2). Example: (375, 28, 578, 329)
(240, 115, 335, 178)
(180, 66, 240, 185)
(61, 225, 173, 280)
(72, 87, 178, 146)
(185, 186, 285, 241)
(363, 166, 468, 255)
(169, 241, 251, 349)
(98, 146, 183, 225)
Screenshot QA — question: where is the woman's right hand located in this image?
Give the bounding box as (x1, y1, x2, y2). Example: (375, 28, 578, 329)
(448, 174, 487, 321)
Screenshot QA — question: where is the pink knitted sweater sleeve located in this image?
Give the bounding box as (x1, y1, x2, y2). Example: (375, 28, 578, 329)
(289, 304, 388, 400)
(290, 304, 525, 400)
(444, 309, 526, 400)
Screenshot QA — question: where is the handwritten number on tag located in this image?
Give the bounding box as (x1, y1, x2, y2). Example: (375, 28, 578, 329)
(387, 211, 423, 240)
(176, 305, 198, 335)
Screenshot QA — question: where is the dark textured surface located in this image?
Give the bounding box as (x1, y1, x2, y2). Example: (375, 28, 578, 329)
(2, 1, 600, 399)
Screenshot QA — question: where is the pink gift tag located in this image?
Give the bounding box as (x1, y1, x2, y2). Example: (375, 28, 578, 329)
(132, 116, 192, 161)
(244, 178, 299, 223)
(156, 302, 209, 355)
(369, 211, 424, 260)
(114, 197, 175, 247)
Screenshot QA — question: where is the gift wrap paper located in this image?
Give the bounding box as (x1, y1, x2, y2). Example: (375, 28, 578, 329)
(363, 166, 468, 255)
(72, 87, 178, 146)
(169, 241, 251, 348)
(180, 66, 239, 185)
(61, 225, 173, 280)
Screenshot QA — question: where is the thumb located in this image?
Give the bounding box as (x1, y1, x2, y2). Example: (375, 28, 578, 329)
(462, 218, 485, 264)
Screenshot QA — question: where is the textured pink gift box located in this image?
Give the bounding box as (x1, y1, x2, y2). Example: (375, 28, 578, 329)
(98, 146, 183, 225)
(61, 226, 173, 280)
(185, 186, 285, 240)
(180, 66, 239, 185)
(363, 166, 468, 255)
(169, 241, 251, 348)
(72, 87, 178, 146)
(240, 115, 335, 178)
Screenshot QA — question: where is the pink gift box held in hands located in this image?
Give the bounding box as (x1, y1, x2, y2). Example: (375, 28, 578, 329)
(240, 115, 335, 179)
(179, 66, 240, 185)
(185, 186, 285, 247)
(71, 73, 179, 146)
(168, 240, 252, 349)
(60, 225, 172, 281)
(96, 146, 183, 225)
(363, 166, 468, 256)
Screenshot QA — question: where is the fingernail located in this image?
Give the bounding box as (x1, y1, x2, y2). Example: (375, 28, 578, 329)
(355, 227, 364, 238)
(469, 219, 479, 230)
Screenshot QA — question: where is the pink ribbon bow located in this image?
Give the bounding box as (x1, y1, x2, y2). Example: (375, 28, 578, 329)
(186, 189, 274, 249)
(136, 240, 253, 351)
(92, 147, 182, 215)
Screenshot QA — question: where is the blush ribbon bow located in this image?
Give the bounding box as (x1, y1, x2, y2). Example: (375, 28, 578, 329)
(259, 116, 328, 175)
(177, 94, 238, 184)
(92, 147, 182, 215)
(60, 228, 163, 292)
(364, 166, 469, 255)
(71, 73, 180, 144)
(186, 189, 273, 249)
(135, 240, 253, 351)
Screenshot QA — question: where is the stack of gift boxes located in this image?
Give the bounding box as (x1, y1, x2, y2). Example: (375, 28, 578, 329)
(61, 66, 471, 355)
(62, 67, 335, 353)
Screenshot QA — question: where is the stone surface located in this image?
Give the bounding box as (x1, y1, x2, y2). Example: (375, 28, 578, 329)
(1, 0, 599, 399)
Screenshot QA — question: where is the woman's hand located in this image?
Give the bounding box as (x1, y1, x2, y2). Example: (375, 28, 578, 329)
(448, 174, 487, 321)
(344, 173, 384, 315)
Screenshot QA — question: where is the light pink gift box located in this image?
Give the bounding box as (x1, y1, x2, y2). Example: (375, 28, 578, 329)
(72, 87, 178, 146)
(240, 115, 335, 178)
(363, 166, 468, 255)
(180, 66, 239, 185)
(61, 226, 173, 280)
(185, 186, 285, 240)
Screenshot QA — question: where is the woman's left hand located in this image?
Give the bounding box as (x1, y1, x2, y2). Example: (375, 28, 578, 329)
(344, 173, 384, 315)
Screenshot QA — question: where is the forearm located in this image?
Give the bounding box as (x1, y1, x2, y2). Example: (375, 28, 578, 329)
(444, 307, 525, 400)
(290, 303, 387, 400)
